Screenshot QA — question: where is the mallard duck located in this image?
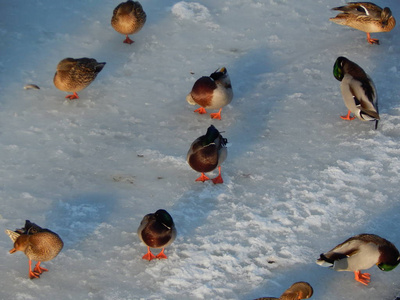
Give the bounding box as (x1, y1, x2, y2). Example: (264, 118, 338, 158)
(187, 125, 227, 184)
(333, 56, 379, 129)
(254, 282, 313, 300)
(111, 0, 146, 44)
(53, 57, 106, 100)
(330, 2, 396, 45)
(186, 67, 233, 120)
(137, 209, 176, 261)
(5, 220, 64, 279)
(316, 234, 400, 286)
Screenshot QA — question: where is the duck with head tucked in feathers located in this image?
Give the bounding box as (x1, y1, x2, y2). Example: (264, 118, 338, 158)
(111, 0, 146, 44)
(137, 209, 177, 261)
(316, 233, 400, 286)
(333, 56, 379, 129)
(186, 67, 233, 120)
(54, 57, 106, 100)
(330, 2, 396, 45)
(187, 125, 227, 184)
(254, 281, 313, 300)
(5, 220, 64, 279)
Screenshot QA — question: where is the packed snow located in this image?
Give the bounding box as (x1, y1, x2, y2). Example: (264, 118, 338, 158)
(1, 0, 400, 299)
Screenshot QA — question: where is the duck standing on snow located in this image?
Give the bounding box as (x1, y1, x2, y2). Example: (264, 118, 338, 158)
(330, 2, 396, 45)
(5, 220, 64, 279)
(333, 56, 379, 129)
(186, 67, 233, 120)
(54, 57, 106, 99)
(316, 234, 400, 286)
(187, 125, 227, 184)
(137, 209, 176, 261)
(111, 0, 146, 44)
(254, 281, 313, 300)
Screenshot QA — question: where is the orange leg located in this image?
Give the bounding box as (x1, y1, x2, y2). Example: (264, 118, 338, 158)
(156, 248, 168, 259)
(354, 270, 371, 286)
(123, 35, 134, 44)
(195, 173, 210, 182)
(29, 260, 40, 279)
(340, 110, 356, 121)
(65, 92, 79, 100)
(142, 246, 156, 261)
(211, 166, 224, 184)
(194, 107, 207, 114)
(366, 33, 379, 45)
(33, 261, 48, 275)
(210, 108, 223, 120)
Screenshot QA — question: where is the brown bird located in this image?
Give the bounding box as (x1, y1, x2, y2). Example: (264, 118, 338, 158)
(330, 2, 396, 45)
(137, 209, 177, 261)
(5, 220, 64, 279)
(186, 67, 233, 120)
(187, 125, 227, 184)
(111, 0, 147, 44)
(254, 282, 313, 300)
(54, 57, 106, 99)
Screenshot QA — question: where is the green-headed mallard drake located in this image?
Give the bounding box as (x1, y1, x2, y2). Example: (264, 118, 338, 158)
(187, 125, 227, 184)
(54, 57, 106, 100)
(111, 0, 146, 44)
(333, 56, 379, 129)
(254, 282, 313, 300)
(330, 2, 396, 45)
(137, 209, 177, 261)
(5, 220, 64, 279)
(186, 67, 233, 120)
(316, 233, 400, 286)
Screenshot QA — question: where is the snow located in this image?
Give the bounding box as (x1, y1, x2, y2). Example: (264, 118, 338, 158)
(1, 0, 400, 299)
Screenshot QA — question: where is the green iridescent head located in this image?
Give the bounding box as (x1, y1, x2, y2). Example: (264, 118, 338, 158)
(378, 261, 400, 272)
(333, 56, 347, 82)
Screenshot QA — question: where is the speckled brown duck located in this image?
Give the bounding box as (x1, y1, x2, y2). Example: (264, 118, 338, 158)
(330, 2, 396, 45)
(254, 282, 313, 300)
(5, 220, 64, 279)
(111, 0, 146, 44)
(53, 57, 106, 99)
(137, 209, 177, 261)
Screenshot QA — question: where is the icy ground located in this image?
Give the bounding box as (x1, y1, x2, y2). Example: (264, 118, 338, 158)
(1, 0, 400, 299)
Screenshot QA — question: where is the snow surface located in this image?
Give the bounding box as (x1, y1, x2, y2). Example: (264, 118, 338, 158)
(1, 0, 400, 299)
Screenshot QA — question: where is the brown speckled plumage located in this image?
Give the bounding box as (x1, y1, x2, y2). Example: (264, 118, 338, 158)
(111, 0, 146, 44)
(53, 57, 106, 99)
(5, 220, 63, 279)
(254, 282, 313, 300)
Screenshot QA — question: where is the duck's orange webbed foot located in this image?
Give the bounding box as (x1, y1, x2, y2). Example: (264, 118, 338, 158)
(123, 35, 134, 44)
(156, 248, 168, 259)
(194, 107, 207, 114)
(66, 92, 79, 100)
(211, 166, 224, 184)
(142, 247, 156, 261)
(366, 33, 379, 45)
(195, 173, 210, 182)
(33, 262, 48, 275)
(354, 270, 371, 286)
(340, 110, 356, 121)
(210, 108, 222, 120)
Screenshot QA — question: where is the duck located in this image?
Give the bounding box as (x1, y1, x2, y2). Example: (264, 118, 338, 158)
(316, 233, 400, 286)
(254, 282, 313, 300)
(137, 209, 177, 261)
(187, 125, 227, 184)
(53, 57, 106, 100)
(186, 67, 233, 120)
(5, 220, 64, 279)
(330, 2, 396, 45)
(111, 0, 146, 44)
(333, 56, 379, 129)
